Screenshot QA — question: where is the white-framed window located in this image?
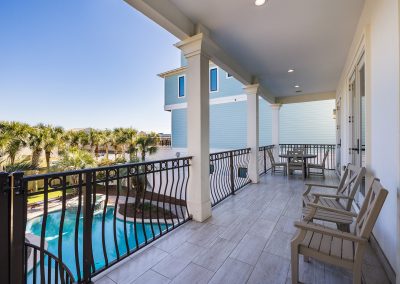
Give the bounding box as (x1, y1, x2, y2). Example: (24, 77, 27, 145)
(210, 67, 218, 92)
(178, 75, 185, 98)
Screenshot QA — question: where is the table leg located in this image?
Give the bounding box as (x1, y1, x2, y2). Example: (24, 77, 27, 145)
(303, 159, 307, 178)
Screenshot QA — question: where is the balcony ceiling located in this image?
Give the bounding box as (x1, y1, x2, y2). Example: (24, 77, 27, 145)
(168, 0, 364, 97)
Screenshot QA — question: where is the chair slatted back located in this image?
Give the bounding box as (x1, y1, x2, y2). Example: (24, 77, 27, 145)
(288, 149, 304, 163)
(267, 149, 276, 164)
(337, 164, 366, 210)
(320, 150, 329, 167)
(355, 178, 388, 239)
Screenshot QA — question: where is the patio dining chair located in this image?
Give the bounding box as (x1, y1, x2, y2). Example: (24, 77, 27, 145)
(267, 148, 287, 175)
(307, 150, 329, 177)
(291, 178, 388, 284)
(287, 149, 305, 178)
(302, 164, 366, 231)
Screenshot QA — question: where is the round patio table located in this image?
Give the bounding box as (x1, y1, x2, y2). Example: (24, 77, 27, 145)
(279, 154, 317, 178)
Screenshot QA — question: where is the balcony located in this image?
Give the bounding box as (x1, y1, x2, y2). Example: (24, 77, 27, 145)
(0, 144, 390, 283)
(94, 172, 388, 284)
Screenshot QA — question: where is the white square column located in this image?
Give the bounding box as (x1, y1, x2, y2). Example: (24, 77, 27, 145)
(270, 104, 282, 157)
(175, 34, 211, 222)
(244, 84, 260, 184)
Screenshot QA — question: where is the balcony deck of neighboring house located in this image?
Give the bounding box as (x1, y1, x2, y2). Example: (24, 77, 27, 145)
(94, 172, 389, 284)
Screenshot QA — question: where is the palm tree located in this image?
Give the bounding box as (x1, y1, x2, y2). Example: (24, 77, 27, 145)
(121, 127, 138, 162)
(135, 132, 160, 161)
(1, 121, 30, 165)
(102, 129, 112, 160)
(56, 147, 96, 171)
(0, 122, 11, 170)
(89, 129, 103, 158)
(42, 125, 64, 170)
(27, 125, 45, 169)
(78, 130, 90, 150)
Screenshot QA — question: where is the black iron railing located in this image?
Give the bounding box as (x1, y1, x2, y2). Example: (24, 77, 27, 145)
(25, 243, 75, 284)
(279, 144, 336, 170)
(258, 145, 275, 175)
(1, 157, 192, 283)
(209, 148, 251, 206)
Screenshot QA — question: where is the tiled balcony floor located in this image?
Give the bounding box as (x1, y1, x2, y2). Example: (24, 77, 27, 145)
(94, 172, 390, 284)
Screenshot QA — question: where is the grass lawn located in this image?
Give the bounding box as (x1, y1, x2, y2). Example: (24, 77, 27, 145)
(27, 190, 74, 205)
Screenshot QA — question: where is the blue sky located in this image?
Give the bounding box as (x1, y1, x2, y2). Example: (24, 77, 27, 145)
(0, 0, 180, 133)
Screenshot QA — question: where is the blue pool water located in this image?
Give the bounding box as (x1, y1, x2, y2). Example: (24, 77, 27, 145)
(26, 207, 169, 280)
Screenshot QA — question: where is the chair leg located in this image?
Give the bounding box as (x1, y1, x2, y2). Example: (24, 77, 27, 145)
(291, 244, 299, 284)
(352, 260, 362, 284)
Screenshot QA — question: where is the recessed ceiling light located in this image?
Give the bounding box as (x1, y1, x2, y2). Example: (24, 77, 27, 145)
(255, 0, 266, 6)
(288, 69, 294, 73)
(294, 85, 300, 88)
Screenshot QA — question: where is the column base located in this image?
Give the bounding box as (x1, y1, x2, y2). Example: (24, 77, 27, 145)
(187, 200, 212, 222)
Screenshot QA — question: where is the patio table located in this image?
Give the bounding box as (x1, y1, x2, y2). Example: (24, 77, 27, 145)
(279, 154, 317, 178)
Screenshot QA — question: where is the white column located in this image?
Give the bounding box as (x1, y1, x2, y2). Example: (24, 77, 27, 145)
(270, 104, 281, 157)
(244, 84, 260, 184)
(175, 34, 211, 222)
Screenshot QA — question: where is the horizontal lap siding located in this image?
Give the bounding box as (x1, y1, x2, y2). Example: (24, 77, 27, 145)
(171, 98, 274, 150)
(165, 76, 186, 105)
(171, 109, 187, 148)
(210, 101, 247, 149)
(259, 98, 273, 146)
(280, 100, 336, 144)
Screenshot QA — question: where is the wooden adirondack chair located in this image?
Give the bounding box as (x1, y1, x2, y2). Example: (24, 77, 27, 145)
(291, 178, 388, 284)
(302, 164, 366, 231)
(267, 148, 287, 175)
(307, 150, 329, 177)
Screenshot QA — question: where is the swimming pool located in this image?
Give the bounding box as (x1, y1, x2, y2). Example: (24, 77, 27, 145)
(26, 207, 169, 280)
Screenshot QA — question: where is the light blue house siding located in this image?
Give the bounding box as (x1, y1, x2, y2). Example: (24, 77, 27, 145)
(164, 63, 335, 150)
(170, 98, 335, 149)
(280, 100, 336, 144)
(170, 97, 273, 149)
(171, 108, 187, 148)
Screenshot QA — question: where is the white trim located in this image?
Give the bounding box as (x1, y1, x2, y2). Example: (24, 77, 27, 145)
(165, 102, 187, 111)
(210, 94, 247, 105)
(165, 94, 247, 110)
(177, 74, 186, 98)
(209, 67, 219, 93)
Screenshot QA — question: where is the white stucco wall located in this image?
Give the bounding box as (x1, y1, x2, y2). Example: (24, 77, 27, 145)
(336, 0, 399, 275)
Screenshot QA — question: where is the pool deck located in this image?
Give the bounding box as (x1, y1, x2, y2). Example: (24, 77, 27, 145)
(93, 172, 390, 284)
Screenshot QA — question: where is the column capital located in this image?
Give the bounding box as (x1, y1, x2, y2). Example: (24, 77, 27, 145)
(270, 103, 282, 110)
(243, 84, 260, 96)
(175, 33, 210, 59)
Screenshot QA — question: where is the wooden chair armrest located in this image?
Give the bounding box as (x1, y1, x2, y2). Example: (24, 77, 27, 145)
(294, 221, 367, 243)
(303, 183, 338, 195)
(311, 193, 353, 200)
(307, 203, 358, 217)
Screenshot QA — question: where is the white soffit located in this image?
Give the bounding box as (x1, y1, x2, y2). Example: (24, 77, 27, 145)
(167, 0, 364, 97)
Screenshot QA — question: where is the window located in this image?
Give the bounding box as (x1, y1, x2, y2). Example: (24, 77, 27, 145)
(226, 73, 233, 78)
(178, 75, 185, 97)
(210, 67, 218, 92)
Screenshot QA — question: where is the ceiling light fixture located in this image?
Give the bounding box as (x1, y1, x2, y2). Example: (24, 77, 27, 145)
(288, 69, 294, 73)
(255, 0, 266, 6)
(294, 85, 300, 88)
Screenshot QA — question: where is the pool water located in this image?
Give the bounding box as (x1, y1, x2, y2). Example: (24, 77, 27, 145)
(26, 207, 169, 280)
